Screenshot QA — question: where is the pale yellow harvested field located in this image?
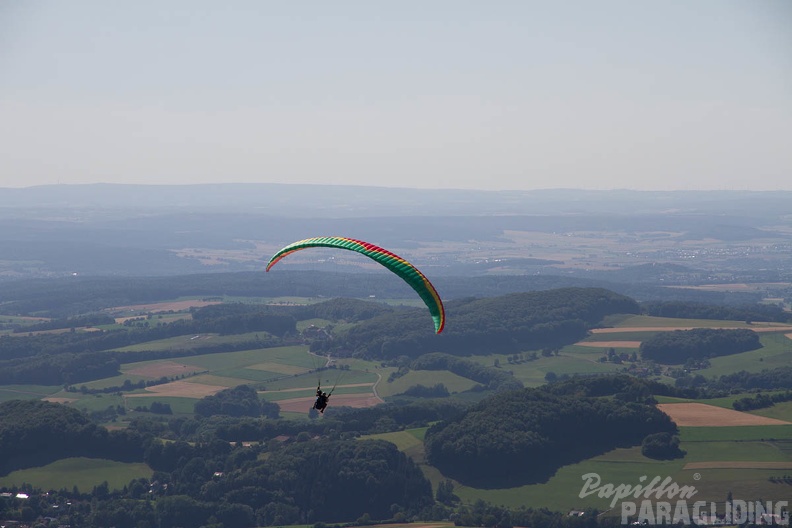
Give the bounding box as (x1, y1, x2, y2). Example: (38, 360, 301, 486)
(126, 361, 206, 378)
(657, 403, 791, 427)
(277, 393, 383, 413)
(684, 461, 792, 470)
(577, 341, 642, 348)
(593, 326, 792, 334)
(126, 380, 226, 398)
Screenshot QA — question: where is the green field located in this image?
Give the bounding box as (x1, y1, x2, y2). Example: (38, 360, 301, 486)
(378, 370, 478, 398)
(0, 384, 60, 402)
(752, 401, 792, 422)
(0, 458, 153, 492)
(464, 349, 623, 387)
(684, 425, 792, 442)
(698, 333, 792, 377)
(580, 331, 650, 342)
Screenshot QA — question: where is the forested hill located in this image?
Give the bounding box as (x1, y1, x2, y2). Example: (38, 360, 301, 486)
(0, 400, 146, 474)
(324, 287, 640, 358)
(424, 385, 676, 487)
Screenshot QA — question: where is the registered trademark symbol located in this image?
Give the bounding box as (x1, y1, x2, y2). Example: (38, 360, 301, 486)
(693, 473, 701, 480)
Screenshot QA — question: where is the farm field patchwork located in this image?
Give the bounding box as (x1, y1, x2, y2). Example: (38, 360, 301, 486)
(46, 345, 385, 418)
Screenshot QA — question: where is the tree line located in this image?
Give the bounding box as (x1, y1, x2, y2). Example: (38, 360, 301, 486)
(640, 328, 761, 364)
(640, 300, 791, 323)
(732, 390, 792, 411)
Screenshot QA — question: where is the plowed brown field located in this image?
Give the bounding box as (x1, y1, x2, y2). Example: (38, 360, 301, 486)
(277, 393, 383, 414)
(657, 402, 791, 427)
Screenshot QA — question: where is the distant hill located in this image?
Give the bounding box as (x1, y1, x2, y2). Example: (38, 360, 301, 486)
(323, 287, 641, 358)
(3, 184, 791, 217)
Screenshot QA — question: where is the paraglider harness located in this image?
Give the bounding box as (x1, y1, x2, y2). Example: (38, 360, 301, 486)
(314, 374, 344, 413)
(311, 355, 345, 415)
(314, 387, 329, 413)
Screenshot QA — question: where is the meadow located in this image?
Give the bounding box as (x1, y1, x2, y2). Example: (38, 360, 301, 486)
(0, 458, 152, 492)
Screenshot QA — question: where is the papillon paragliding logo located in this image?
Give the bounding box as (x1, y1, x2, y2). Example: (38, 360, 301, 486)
(579, 473, 790, 525)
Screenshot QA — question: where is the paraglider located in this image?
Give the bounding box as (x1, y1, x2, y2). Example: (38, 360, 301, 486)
(266, 236, 445, 333)
(314, 387, 329, 413)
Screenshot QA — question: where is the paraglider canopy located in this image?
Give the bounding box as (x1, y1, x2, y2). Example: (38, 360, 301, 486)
(266, 236, 445, 333)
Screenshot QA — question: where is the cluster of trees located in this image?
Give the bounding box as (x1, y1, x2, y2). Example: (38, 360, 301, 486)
(424, 385, 676, 486)
(716, 367, 792, 391)
(399, 383, 450, 398)
(641, 301, 791, 323)
(671, 365, 792, 397)
(640, 328, 761, 364)
(189, 399, 468, 444)
(732, 390, 792, 411)
(544, 374, 669, 401)
(289, 297, 396, 324)
(641, 432, 685, 460)
(189, 304, 297, 336)
(194, 385, 280, 419)
(0, 351, 122, 385)
(12, 313, 116, 333)
(133, 401, 173, 415)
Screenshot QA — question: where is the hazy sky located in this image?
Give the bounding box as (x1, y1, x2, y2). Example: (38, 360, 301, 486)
(2, 1, 790, 191)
